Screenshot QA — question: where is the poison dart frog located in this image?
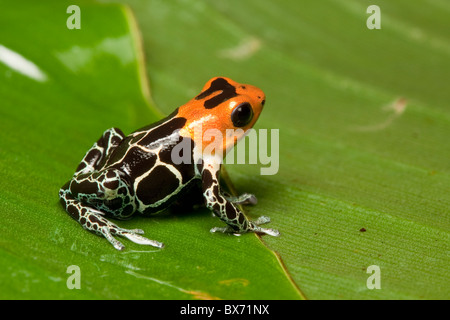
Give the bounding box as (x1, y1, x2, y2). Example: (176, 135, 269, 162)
(59, 77, 279, 250)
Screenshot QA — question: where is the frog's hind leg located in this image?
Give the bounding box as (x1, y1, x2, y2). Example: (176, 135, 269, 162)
(64, 127, 135, 218)
(74, 127, 125, 176)
(59, 128, 164, 250)
(60, 169, 165, 250)
(59, 186, 164, 250)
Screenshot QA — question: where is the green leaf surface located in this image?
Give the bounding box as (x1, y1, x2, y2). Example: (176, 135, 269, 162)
(0, 1, 301, 299)
(111, 0, 450, 299)
(2, 0, 449, 300)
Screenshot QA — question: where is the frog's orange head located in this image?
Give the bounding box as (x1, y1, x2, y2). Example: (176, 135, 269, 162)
(178, 77, 265, 157)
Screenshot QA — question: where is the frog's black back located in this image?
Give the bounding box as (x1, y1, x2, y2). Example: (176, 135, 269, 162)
(103, 115, 198, 214)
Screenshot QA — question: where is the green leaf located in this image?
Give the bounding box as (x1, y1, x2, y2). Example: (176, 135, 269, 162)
(0, 1, 301, 299)
(115, 0, 450, 299)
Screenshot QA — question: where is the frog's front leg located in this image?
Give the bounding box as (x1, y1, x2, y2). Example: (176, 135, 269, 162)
(201, 162, 279, 237)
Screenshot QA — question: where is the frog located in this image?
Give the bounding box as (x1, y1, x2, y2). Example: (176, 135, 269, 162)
(59, 77, 279, 251)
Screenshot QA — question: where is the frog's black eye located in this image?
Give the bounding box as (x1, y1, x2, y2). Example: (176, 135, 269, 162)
(231, 102, 253, 127)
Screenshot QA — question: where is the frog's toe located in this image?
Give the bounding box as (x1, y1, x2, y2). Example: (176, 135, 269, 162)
(122, 228, 145, 235)
(252, 226, 280, 237)
(101, 226, 126, 251)
(251, 216, 280, 236)
(114, 226, 164, 249)
(122, 231, 165, 249)
(210, 219, 280, 237)
(100, 225, 164, 250)
(240, 193, 257, 205)
(210, 226, 235, 234)
(224, 193, 257, 205)
(252, 215, 271, 226)
(210, 226, 247, 237)
(249, 216, 280, 236)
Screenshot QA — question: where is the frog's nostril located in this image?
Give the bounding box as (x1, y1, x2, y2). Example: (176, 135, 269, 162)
(261, 99, 265, 106)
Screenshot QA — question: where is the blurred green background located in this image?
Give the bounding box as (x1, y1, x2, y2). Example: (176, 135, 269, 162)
(0, 0, 448, 299)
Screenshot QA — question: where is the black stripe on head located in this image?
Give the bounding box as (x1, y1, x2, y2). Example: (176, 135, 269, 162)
(195, 78, 237, 109)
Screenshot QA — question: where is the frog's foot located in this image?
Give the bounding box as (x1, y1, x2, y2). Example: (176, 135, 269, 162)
(60, 189, 164, 251)
(85, 208, 165, 251)
(99, 219, 165, 251)
(210, 215, 280, 237)
(224, 192, 257, 205)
